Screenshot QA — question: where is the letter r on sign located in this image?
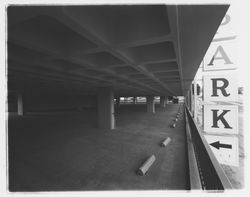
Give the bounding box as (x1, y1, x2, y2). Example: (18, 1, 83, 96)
(203, 75, 237, 102)
(211, 78, 230, 97)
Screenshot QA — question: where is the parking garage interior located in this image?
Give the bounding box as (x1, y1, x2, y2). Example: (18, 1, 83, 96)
(7, 5, 229, 191)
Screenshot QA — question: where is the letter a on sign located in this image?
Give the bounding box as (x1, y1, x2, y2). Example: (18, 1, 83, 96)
(204, 105, 238, 134)
(203, 74, 237, 102)
(203, 40, 237, 71)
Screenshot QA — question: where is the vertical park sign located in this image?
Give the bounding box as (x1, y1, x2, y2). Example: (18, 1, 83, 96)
(202, 8, 239, 167)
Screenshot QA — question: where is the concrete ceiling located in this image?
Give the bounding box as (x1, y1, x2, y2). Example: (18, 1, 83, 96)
(7, 5, 229, 96)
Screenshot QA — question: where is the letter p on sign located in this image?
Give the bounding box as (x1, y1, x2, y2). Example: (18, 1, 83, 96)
(203, 74, 238, 102)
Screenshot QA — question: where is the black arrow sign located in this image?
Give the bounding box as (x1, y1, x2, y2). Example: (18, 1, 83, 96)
(210, 141, 232, 150)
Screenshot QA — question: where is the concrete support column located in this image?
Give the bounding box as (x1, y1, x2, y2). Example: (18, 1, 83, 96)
(186, 91, 190, 109)
(187, 91, 190, 109)
(193, 79, 198, 120)
(190, 85, 193, 114)
(160, 96, 166, 108)
(98, 87, 115, 130)
(116, 97, 120, 107)
(146, 95, 155, 113)
(189, 89, 192, 111)
(17, 93, 24, 116)
(133, 96, 136, 104)
(191, 84, 194, 115)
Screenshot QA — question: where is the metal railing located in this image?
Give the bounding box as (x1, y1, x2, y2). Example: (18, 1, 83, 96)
(185, 104, 233, 190)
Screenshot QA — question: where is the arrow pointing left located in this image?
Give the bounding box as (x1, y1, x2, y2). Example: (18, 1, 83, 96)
(210, 141, 232, 150)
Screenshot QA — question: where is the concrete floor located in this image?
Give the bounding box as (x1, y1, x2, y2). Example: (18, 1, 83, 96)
(8, 103, 189, 191)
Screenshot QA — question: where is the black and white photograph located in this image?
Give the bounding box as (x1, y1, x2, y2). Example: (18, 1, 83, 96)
(1, 0, 250, 196)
